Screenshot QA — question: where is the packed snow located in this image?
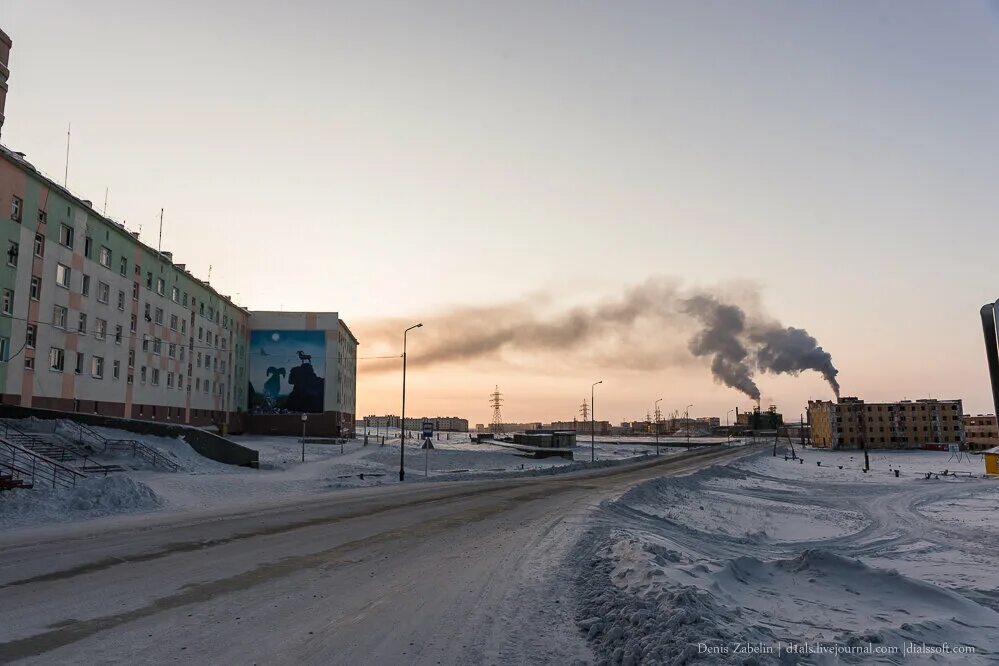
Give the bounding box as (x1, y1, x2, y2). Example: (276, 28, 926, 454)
(572, 445, 999, 664)
(1, 422, 690, 530)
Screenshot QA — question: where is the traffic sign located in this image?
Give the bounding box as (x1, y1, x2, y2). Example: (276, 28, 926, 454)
(422, 420, 434, 439)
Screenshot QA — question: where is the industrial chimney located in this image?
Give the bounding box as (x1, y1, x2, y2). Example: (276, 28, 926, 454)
(0, 28, 10, 140)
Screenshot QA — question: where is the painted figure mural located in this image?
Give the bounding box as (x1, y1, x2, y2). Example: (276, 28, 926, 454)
(248, 330, 326, 413)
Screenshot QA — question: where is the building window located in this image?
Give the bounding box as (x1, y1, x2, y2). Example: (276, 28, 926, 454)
(179, 346, 185, 361)
(99, 246, 112, 268)
(153, 338, 162, 355)
(115, 324, 123, 344)
(0, 336, 8, 362)
(49, 347, 65, 372)
(59, 224, 74, 248)
(74, 352, 84, 375)
(113, 359, 120, 380)
(53, 305, 67, 329)
(82, 274, 91, 297)
(168, 343, 176, 358)
(11, 195, 22, 221)
(182, 292, 188, 307)
(56, 263, 71, 288)
(132, 282, 140, 300)
(25, 324, 36, 349)
(84, 236, 93, 259)
(146, 271, 153, 289)
(130, 313, 137, 333)
(154, 307, 164, 324)
(151, 368, 160, 385)
(170, 313, 178, 330)
(171, 286, 179, 303)
(178, 374, 184, 389)
(92, 356, 104, 379)
(117, 290, 126, 310)
(156, 278, 165, 296)
(95, 318, 107, 340)
(140, 366, 147, 383)
(167, 372, 174, 388)
(34, 233, 44, 257)
(77, 312, 87, 334)
(97, 282, 110, 304)
(7, 241, 18, 267)
(181, 319, 186, 334)
(144, 303, 151, 321)
(1, 288, 12, 315)
(128, 349, 135, 368)
(24, 356, 34, 370)
(119, 256, 128, 277)
(142, 336, 149, 352)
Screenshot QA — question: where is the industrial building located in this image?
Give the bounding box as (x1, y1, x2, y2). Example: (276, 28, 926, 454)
(0, 33, 356, 436)
(808, 398, 964, 449)
(963, 414, 999, 452)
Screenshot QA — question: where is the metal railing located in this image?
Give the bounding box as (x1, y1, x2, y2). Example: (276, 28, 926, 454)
(0, 421, 111, 475)
(0, 438, 88, 489)
(70, 421, 180, 473)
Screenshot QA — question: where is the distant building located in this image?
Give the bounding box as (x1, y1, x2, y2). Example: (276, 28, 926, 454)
(363, 415, 469, 432)
(696, 416, 721, 428)
(735, 406, 783, 430)
(808, 397, 965, 450)
(963, 414, 999, 452)
(547, 420, 611, 435)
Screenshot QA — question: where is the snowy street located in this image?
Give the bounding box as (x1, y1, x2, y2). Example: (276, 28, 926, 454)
(0, 443, 757, 664)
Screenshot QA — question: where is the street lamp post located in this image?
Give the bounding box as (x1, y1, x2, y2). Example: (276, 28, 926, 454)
(685, 404, 693, 448)
(727, 409, 734, 443)
(400, 323, 423, 482)
(655, 398, 663, 456)
(591, 380, 602, 462)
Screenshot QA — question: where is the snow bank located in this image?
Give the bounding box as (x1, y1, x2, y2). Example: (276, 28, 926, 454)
(572, 450, 999, 664)
(0, 475, 163, 529)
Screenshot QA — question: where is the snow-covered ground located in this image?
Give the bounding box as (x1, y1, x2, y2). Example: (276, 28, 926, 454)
(0, 421, 688, 530)
(572, 446, 999, 664)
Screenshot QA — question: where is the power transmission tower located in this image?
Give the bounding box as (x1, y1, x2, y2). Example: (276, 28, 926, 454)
(579, 398, 590, 422)
(489, 385, 504, 433)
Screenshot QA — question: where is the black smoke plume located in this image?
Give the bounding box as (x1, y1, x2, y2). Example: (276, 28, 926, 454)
(355, 278, 840, 398)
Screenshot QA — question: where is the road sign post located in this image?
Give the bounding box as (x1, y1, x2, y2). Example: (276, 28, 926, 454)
(422, 420, 434, 476)
(301, 414, 308, 462)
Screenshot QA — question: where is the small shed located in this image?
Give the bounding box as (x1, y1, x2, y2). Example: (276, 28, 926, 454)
(984, 447, 999, 476)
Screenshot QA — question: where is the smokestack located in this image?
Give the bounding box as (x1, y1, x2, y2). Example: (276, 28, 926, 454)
(0, 28, 11, 140)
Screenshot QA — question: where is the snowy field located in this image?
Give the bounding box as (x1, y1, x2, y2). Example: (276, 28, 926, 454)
(572, 446, 999, 664)
(0, 422, 689, 530)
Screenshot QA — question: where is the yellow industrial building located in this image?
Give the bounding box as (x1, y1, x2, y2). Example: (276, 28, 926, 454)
(807, 397, 964, 450)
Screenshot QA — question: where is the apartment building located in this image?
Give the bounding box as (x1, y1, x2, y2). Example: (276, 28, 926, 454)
(0, 146, 250, 428)
(963, 414, 999, 452)
(808, 397, 965, 450)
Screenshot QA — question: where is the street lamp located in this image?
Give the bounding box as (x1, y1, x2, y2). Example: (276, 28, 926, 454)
(591, 380, 602, 462)
(655, 397, 663, 456)
(685, 404, 694, 447)
(400, 323, 423, 481)
(727, 409, 734, 443)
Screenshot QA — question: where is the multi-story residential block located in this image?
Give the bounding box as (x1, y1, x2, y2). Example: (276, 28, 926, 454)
(0, 30, 360, 436)
(808, 397, 965, 449)
(963, 414, 999, 452)
(0, 146, 249, 428)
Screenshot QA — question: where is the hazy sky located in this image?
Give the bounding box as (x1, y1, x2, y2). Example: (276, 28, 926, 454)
(2, 1, 998, 424)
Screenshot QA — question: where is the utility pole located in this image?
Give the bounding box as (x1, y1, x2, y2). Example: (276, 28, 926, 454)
(399, 323, 423, 481)
(591, 381, 602, 462)
(685, 404, 693, 448)
(655, 397, 663, 456)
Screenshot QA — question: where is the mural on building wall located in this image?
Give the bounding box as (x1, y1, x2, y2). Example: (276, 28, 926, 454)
(248, 330, 325, 413)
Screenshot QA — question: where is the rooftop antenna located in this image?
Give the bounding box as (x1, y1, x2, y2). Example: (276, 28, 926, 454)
(157, 208, 165, 257)
(103, 188, 108, 216)
(63, 122, 71, 187)
(207, 264, 212, 282)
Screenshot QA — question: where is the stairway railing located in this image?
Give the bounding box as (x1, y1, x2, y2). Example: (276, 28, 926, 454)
(0, 438, 88, 489)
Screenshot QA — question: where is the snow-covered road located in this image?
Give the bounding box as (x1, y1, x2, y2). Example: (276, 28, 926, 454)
(0, 444, 759, 665)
